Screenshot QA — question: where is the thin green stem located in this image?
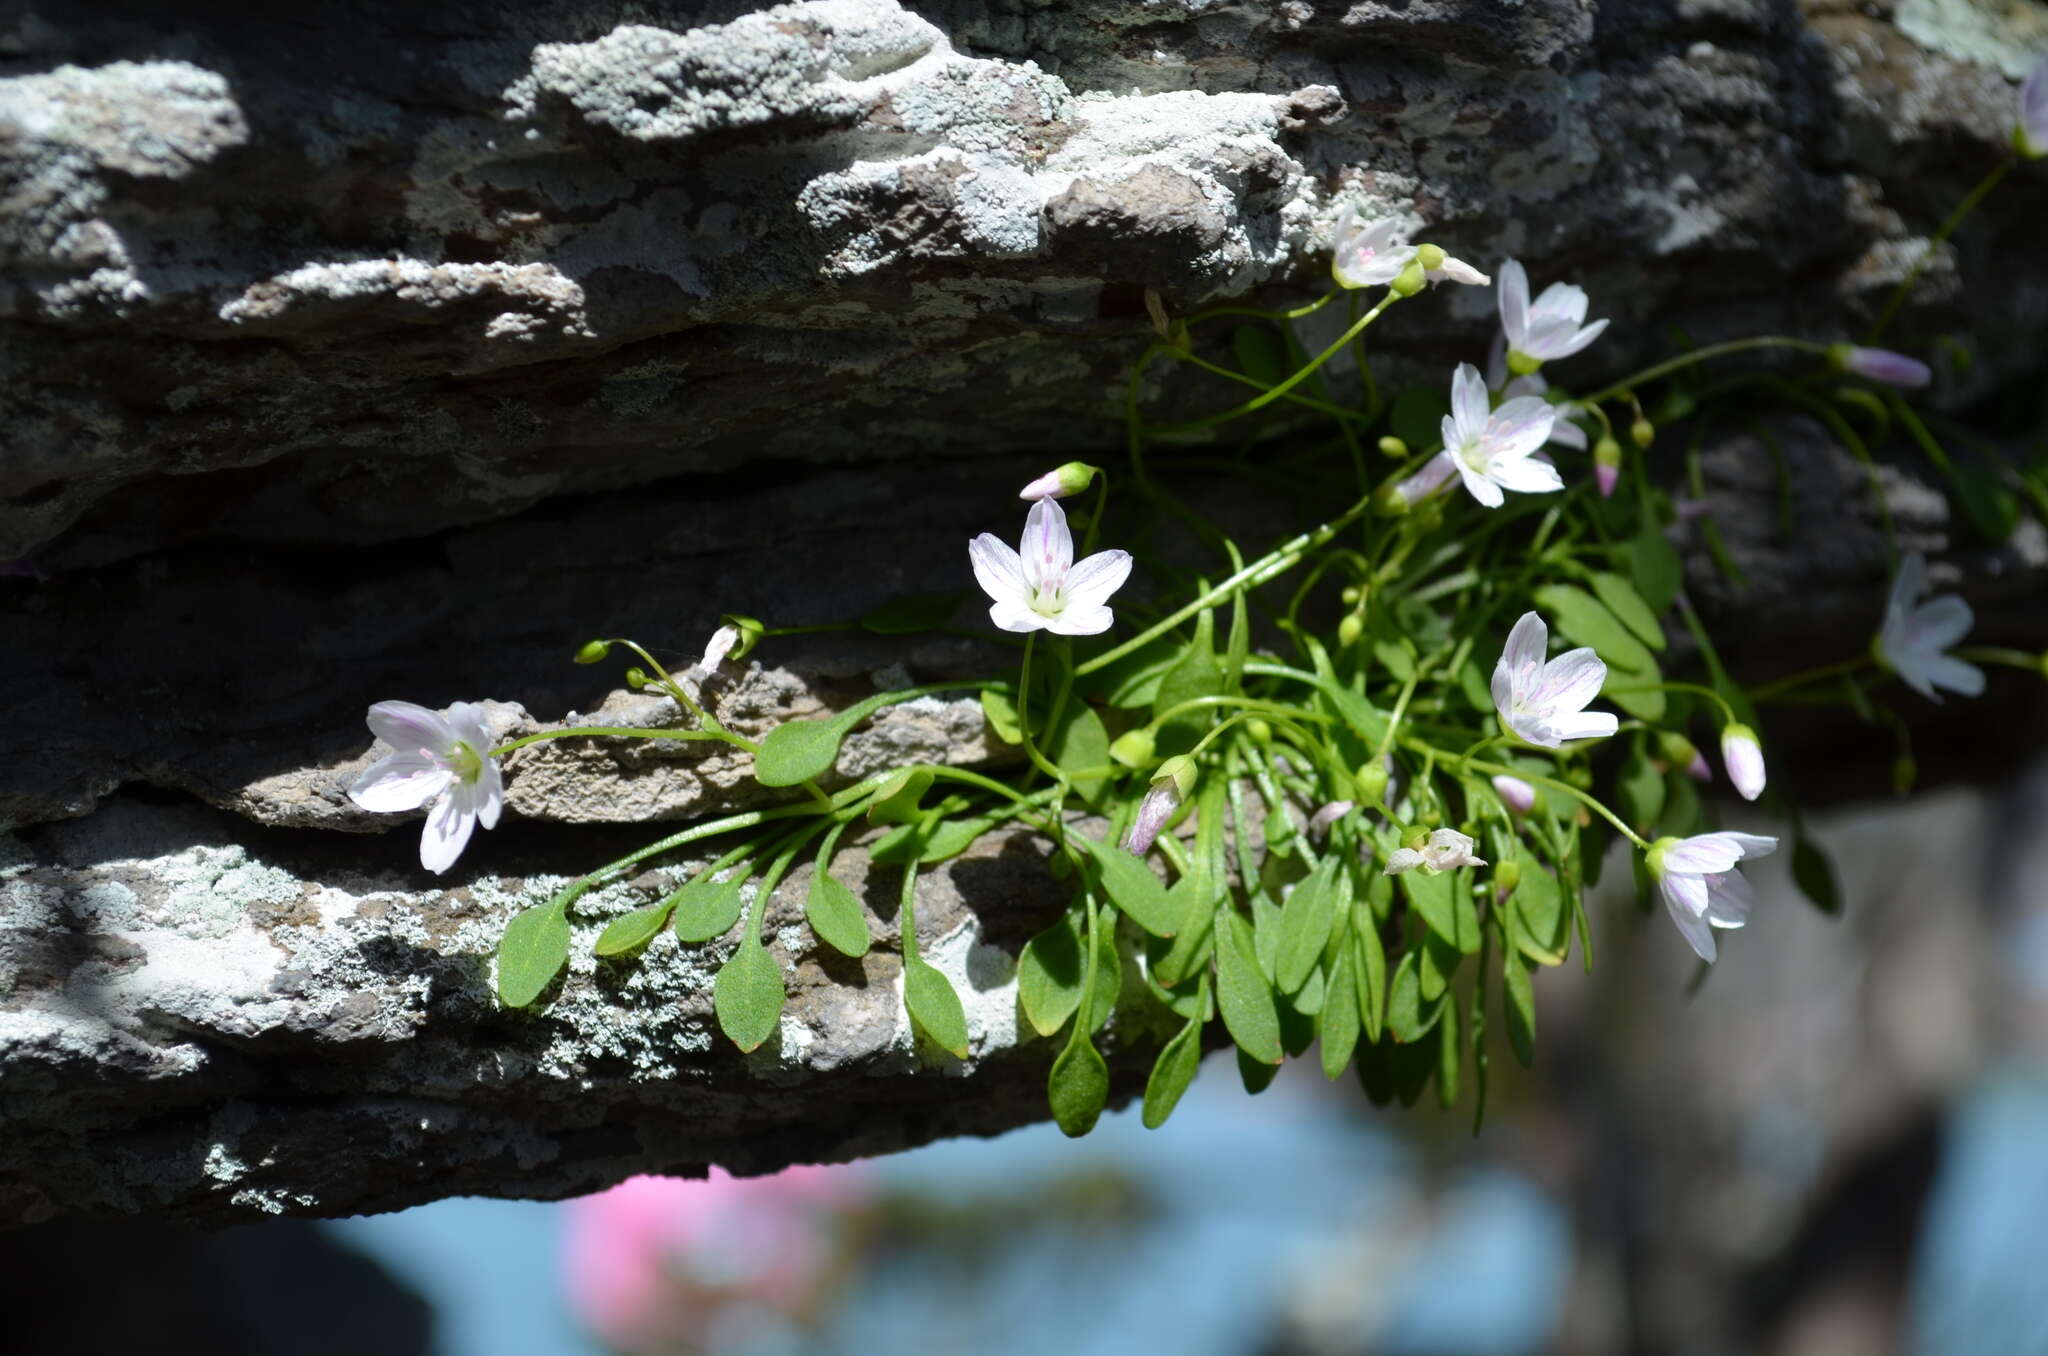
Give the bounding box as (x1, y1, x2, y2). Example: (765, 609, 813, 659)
(1867, 158, 2014, 343)
(1751, 656, 1871, 702)
(1451, 746, 1649, 850)
(1017, 634, 1069, 785)
(1150, 293, 1400, 436)
(1578, 337, 1830, 408)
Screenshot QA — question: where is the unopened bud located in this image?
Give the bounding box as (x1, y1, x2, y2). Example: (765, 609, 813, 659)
(1337, 614, 1364, 647)
(1377, 435, 1408, 458)
(1417, 805, 1441, 828)
(624, 666, 650, 690)
(1144, 287, 1172, 340)
(1494, 860, 1522, 894)
(1019, 461, 1099, 502)
(1828, 342, 1931, 390)
(718, 614, 765, 661)
(1109, 728, 1157, 769)
(1391, 258, 1428, 297)
(1594, 436, 1623, 499)
(1246, 718, 1273, 747)
(574, 639, 612, 664)
(1659, 732, 1708, 784)
(1630, 417, 1655, 449)
(1414, 243, 1446, 271)
(699, 623, 742, 671)
(1490, 774, 1536, 817)
(1340, 585, 1361, 606)
(1720, 724, 1766, 801)
(1371, 482, 1412, 518)
(1354, 761, 1390, 805)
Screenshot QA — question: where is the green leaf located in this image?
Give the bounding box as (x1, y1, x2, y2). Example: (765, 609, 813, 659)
(1048, 1024, 1111, 1137)
(1251, 888, 1283, 977)
(980, 688, 1022, 744)
(1233, 324, 1286, 385)
(1320, 945, 1362, 1079)
(1400, 868, 1479, 953)
(805, 869, 871, 958)
(1353, 907, 1386, 1043)
(1418, 929, 1462, 1003)
(1355, 1037, 1393, 1107)
(1792, 832, 1843, 916)
(1662, 769, 1704, 840)
(1080, 634, 1184, 709)
(1289, 962, 1327, 1017)
(1504, 954, 1536, 1069)
(1152, 628, 1224, 756)
(1237, 1045, 1284, 1095)
(1274, 859, 1341, 994)
(1511, 854, 1569, 966)
(1632, 519, 1682, 614)
(1018, 910, 1086, 1037)
(860, 590, 961, 634)
(714, 941, 785, 1052)
(1215, 909, 1283, 1065)
(754, 719, 844, 788)
(592, 898, 676, 957)
(1387, 950, 1445, 1043)
(904, 959, 970, 1058)
(1152, 874, 1217, 989)
(866, 767, 934, 825)
(910, 815, 997, 865)
(1615, 744, 1667, 838)
(1589, 571, 1667, 650)
(1142, 1015, 1205, 1129)
(496, 897, 571, 1008)
(1949, 461, 2021, 543)
(1089, 904, 1122, 1032)
(673, 872, 747, 944)
(1079, 835, 1178, 937)
(1435, 999, 1461, 1109)
(1051, 704, 1112, 806)
(1534, 583, 1656, 676)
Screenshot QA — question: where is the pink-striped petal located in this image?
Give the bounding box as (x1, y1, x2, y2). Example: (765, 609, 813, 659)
(367, 700, 456, 757)
(351, 752, 451, 813)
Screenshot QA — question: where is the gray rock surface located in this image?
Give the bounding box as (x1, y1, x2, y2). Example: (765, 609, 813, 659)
(2, 0, 2047, 1226)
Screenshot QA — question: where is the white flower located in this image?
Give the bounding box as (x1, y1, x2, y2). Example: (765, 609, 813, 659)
(1876, 552, 1984, 702)
(1647, 831, 1777, 963)
(1721, 724, 1766, 801)
(2019, 52, 2048, 159)
(969, 497, 1132, 636)
(1441, 362, 1562, 508)
(1498, 259, 1609, 371)
(1426, 254, 1490, 286)
(1331, 206, 1416, 289)
(350, 700, 503, 874)
(1492, 611, 1619, 748)
(1385, 828, 1486, 875)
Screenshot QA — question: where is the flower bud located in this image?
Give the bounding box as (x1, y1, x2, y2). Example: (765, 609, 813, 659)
(1124, 756, 1197, 853)
(1377, 435, 1408, 458)
(1417, 805, 1441, 828)
(1371, 482, 1412, 518)
(1390, 258, 1428, 297)
(1337, 614, 1364, 647)
(1494, 859, 1522, 894)
(1414, 243, 1447, 271)
(1828, 342, 1931, 390)
(2016, 57, 2047, 159)
(718, 614, 765, 662)
(1594, 436, 1623, 499)
(1659, 732, 1709, 784)
(1354, 761, 1391, 805)
(1340, 585, 1361, 606)
(1109, 728, 1157, 769)
(1246, 718, 1273, 747)
(1144, 287, 1172, 340)
(1630, 417, 1655, 450)
(699, 623, 742, 671)
(574, 639, 612, 664)
(624, 666, 650, 690)
(1720, 723, 1766, 801)
(1018, 461, 1099, 502)
(1490, 773, 1537, 817)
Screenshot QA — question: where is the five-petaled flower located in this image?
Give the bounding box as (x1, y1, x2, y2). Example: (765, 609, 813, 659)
(1646, 831, 1777, 963)
(1385, 828, 1486, 875)
(1330, 206, 1415, 290)
(1440, 363, 1562, 509)
(969, 497, 1132, 636)
(1876, 552, 1985, 702)
(1492, 610, 1619, 748)
(1497, 259, 1608, 374)
(350, 700, 504, 874)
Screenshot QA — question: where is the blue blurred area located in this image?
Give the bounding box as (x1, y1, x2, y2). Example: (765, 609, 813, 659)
(325, 1055, 1570, 1356)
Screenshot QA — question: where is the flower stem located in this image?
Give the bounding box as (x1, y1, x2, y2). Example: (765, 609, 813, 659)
(1150, 292, 1400, 436)
(1750, 656, 1871, 702)
(1866, 157, 2014, 344)
(1016, 634, 1070, 785)
(1455, 749, 1649, 851)
(1577, 337, 1830, 408)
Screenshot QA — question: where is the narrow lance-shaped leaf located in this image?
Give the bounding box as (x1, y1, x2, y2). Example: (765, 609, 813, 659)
(1215, 908, 1283, 1065)
(1142, 1011, 1206, 1129)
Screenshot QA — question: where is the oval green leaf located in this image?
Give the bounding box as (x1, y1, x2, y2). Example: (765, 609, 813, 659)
(754, 719, 843, 788)
(1215, 910, 1282, 1065)
(1590, 570, 1667, 650)
(1018, 910, 1086, 1038)
(1080, 836, 1177, 937)
(904, 959, 970, 1058)
(496, 899, 570, 1008)
(1048, 1026, 1110, 1137)
(673, 873, 746, 944)
(713, 941, 785, 1053)
(592, 899, 676, 957)
(805, 869, 871, 958)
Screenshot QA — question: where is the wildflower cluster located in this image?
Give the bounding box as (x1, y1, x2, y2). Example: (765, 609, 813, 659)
(343, 61, 2048, 1135)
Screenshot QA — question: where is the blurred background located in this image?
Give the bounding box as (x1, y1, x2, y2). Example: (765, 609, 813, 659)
(6, 757, 2048, 1356)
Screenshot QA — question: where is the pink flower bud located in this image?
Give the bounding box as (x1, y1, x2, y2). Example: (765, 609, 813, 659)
(1720, 723, 1766, 801)
(1491, 774, 1537, 816)
(1018, 462, 1098, 501)
(1831, 343, 1930, 389)
(1122, 781, 1180, 854)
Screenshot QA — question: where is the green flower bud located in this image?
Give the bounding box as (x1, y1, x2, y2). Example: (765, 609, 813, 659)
(1494, 860, 1522, 894)
(1630, 417, 1655, 449)
(1658, 731, 1699, 767)
(1337, 614, 1364, 647)
(1155, 754, 1198, 799)
(1414, 243, 1447, 271)
(1340, 585, 1361, 606)
(1377, 435, 1408, 458)
(574, 639, 612, 664)
(1109, 728, 1157, 769)
(1416, 805, 1441, 828)
(1391, 258, 1428, 297)
(624, 666, 650, 690)
(1595, 436, 1623, 465)
(1354, 761, 1390, 804)
(1245, 718, 1273, 747)
(1371, 482, 1412, 518)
